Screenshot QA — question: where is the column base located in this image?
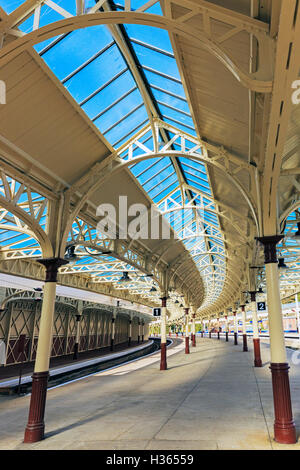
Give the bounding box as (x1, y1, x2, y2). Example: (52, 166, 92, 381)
(209, 332, 211, 339)
(225, 332, 228, 342)
(73, 342, 79, 360)
(192, 334, 196, 347)
(253, 338, 262, 367)
(142, 335, 144, 342)
(137, 335, 140, 344)
(243, 334, 248, 352)
(201, 332, 204, 338)
(128, 337, 131, 347)
(24, 371, 49, 443)
(160, 342, 167, 370)
(110, 338, 114, 352)
(234, 332, 238, 345)
(185, 336, 190, 354)
(217, 332, 220, 340)
(270, 363, 297, 444)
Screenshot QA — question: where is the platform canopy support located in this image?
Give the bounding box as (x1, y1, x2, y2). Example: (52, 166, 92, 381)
(185, 307, 190, 354)
(191, 308, 196, 347)
(160, 295, 167, 370)
(240, 305, 248, 352)
(257, 236, 296, 444)
(24, 257, 68, 443)
(233, 310, 238, 345)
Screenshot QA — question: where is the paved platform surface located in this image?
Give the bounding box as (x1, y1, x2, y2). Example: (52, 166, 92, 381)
(1, 336, 300, 450)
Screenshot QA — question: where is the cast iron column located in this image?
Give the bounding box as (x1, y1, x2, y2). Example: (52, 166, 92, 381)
(160, 296, 167, 370)
(192, 313, 196, 347)
(240, 305, 248, 352)
(233, 311, 238, 345)
(249, 291, 262, 367)
(24, 257, 68, 443)
(257, 235, 296, 444)
(225, 315, 229, 342)
(185, 308, 190, 354)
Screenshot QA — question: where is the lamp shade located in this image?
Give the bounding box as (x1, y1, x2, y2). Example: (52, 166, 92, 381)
(278, 258, 288, 269)
(118, 271, 131, 282)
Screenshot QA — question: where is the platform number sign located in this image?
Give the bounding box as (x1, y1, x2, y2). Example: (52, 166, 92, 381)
(257, 301, 266, 311)
(153, 308, 161, 317)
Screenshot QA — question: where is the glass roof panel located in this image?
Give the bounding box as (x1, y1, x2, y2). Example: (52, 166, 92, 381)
(164, 117, 197, 136)
(124, 23, 172, 52)
(40, 26, 113, 80)
(114, 0, 163, 14)
(93, 88, 142, 128)
(0, 0, 25, 13)
(152, 88, 190, 115)
(63, 45, 127, 103)
(132, 44, 180, 80)
(81, 70, 135, 115)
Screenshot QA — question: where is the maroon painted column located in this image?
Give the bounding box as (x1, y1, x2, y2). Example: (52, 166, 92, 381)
(233, 312, 238, 345)
(217, 317, 220, 340)
(257, 235, 296, 444)
(24, 257, 68, 443)
(225, 316, 229, 342)
(240, 305, 248, 352)
(185, 308, 190, 354)
(249, 291, 262, 367)
(160, 297, 167, 370)
(270, 363, 296, 444)
(192, 314, 196, 347)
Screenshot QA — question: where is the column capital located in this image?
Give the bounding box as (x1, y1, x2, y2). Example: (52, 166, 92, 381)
(256, 235, 284, 264)
(184, 307, 189, 315)
(37, 257, 68, 282)
(240, 305, 245, 311)
(249, 291, 256, 302)
(161, 297, 167, 307)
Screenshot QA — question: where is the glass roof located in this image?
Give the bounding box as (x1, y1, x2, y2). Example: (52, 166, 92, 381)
(0, 0, 227, 311)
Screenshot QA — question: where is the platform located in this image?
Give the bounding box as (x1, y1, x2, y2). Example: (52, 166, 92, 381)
(1, 336, 300, 450)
